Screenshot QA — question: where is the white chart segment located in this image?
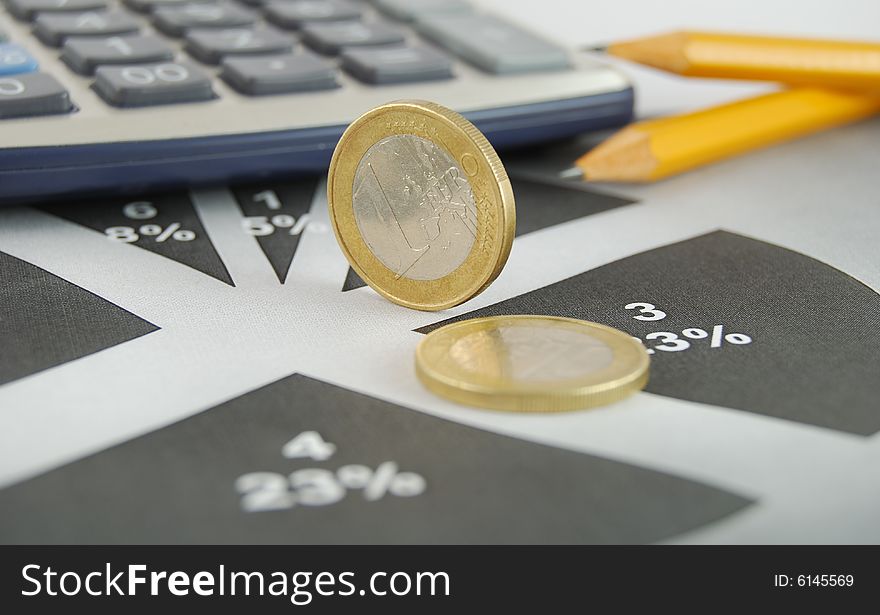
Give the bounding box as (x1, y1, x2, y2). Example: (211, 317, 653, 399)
(0, 207, 233, 327)
(0, 111, 878, 544)
(190, 188, 280, 289)
(282, 180, 349, 289)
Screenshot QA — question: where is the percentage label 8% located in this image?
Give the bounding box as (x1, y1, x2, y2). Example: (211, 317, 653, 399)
(236, 462, 426, 513)
(105, 223, 195, 243)
(105, 201, 196, 243)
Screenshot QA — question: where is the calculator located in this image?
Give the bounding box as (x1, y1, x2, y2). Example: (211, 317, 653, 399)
(0, 0, 634, 203)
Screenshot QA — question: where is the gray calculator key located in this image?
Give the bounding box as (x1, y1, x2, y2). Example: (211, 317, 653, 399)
(264, 0, 361, 30)
(5, 0, 107, 20)
(373, 0, 471, 21)
(341, 44, 452, 84)
(220, 52, 337, 95)
(184, 27, 292, 64)
(94, 61, 215, 106)
(152, 2, 255, 36)
(61, 34, 174, 74)
(33, 10, 141, 47)
(0, 72, 72, 118)
(301, 21, 404, 55)
(123, 0, 215, 13)
(417, 13, 571, 74)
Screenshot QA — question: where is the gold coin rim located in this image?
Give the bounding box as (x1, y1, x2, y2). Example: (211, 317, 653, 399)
(415, 316, 651, 412)
(327, 100, 515, 311)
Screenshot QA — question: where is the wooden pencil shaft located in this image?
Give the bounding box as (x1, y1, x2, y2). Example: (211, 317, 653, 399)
(608, 31, 880, 91)
(577, 88, 880, 182)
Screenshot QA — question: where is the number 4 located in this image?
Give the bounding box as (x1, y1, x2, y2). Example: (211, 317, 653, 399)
(282, 431, 336, 461)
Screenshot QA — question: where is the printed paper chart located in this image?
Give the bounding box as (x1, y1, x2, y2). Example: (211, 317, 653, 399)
(1, 121, 879, 543)
(420, 230, 880, 435)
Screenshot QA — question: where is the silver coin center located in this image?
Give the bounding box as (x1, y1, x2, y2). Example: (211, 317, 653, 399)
(352, 134, 478, 281)
(448, 325, 615, 382)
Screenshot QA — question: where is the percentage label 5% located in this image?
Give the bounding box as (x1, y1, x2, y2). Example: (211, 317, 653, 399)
(635, 324, 752, 354)
(242, 214, 327, 237)
(105, 222, 195, 243)
(236, 462, 426, 513)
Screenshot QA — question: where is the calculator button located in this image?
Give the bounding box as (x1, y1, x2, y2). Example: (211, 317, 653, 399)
(341, 44, 452, 84)
(220, 52, 337, 95)
(61, 34, 174, 74)
(93, 61, 215, 106)
(264, 0, 361, 30)
(372, 0, 471, 21)
(417, 13, 571, 74)
(123, 0, 215, 13)
(152, 2, 255, 37)
(0, 72, 72, 118)
(300, 21, 404, 55)
(5, 0, 107, 21)
(0, 43, 39, 75)
(184, 27, 293, 64)
(33, 11, 141, 47)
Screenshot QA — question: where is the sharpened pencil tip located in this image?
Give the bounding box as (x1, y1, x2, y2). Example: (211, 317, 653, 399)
(581, 44, 609, 53)
(558, 167, 585, 180)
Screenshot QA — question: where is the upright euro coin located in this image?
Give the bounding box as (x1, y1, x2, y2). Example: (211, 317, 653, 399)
(416, 316, 650, 412)
(328, 100, 515, 311)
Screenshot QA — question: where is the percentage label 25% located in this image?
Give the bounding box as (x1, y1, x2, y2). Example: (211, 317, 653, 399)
(624, 302, 753, 354)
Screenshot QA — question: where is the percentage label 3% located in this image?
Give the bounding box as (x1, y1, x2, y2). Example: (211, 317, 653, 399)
(242, 214, 327, 237)
(236, 462, 426, 512)
(636, 324, 752, 354)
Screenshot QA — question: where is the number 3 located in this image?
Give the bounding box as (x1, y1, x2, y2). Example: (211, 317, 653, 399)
(645, 331, 690, 352)
(625, 302, 667, 321)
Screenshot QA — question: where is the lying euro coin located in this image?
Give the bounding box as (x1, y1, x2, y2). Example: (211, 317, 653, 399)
(327, 100, 515, 311)
(416, 316, 650, 412)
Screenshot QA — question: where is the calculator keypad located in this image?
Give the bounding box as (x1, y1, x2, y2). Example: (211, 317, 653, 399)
(300, 21, 404, 55)
(184, 26, 292, 64)
(123, 0, 215, 12)
(93, 60, 214, 106)
(33, 10, 140, 46)
(263, 0, 361, 29)
(220, 51, 336, 95)
(152, 2, 255, 37)
(417, 12, 572, 74)
(61, 34, 173, 74)
(6, 0, 107, 21)
(0, 42, 38, 74)
(0, 0, 576, 115)
(373, 0, 472, 21)
(341, 44, 452, 84)
(0, 71, 72, 117)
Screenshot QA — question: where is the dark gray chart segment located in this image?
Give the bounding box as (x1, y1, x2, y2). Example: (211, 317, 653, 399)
(40, 193, 233, 285)
(231, 179, 320, 284)
(0, 251, 158, 386)
(342, 266, 365, 292)
(419, 231, 880, 435)
(342, 177, 637, 291)
(0, 374, 750, 544)
(502, 130, 620, 188)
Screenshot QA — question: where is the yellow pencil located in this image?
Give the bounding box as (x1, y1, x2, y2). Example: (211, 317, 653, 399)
(575, 88, 880, 182)
(603, 31, 880, 91)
